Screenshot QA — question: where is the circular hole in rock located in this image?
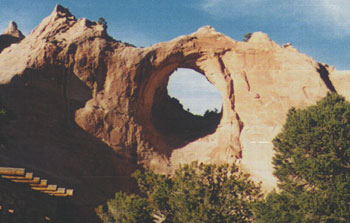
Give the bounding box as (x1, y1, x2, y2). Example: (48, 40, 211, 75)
(152, 68, 223, 147)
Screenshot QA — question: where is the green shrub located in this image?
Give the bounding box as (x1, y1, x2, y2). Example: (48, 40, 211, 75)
(97, 162, 262, 223)
(96, 192, 153, 223)
(254, 93, 350, 223)
(243, 33, 252, 42)
(97, 17, 107, 29)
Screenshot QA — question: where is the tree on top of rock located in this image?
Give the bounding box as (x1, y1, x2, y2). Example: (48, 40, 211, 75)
(98, 17, 107, 29)
(243, 33, 252, 42)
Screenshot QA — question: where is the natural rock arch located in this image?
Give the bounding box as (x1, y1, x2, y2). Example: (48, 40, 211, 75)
(2, 8, 349, 222)
(136, 63, 232, 154)
(130, 36, 243, 173)
(151, 68, 223, 146)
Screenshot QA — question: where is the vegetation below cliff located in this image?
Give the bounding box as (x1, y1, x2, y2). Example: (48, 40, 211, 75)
(96, 162, 262, 223)
(255, 93, 350, 223)
(98, 93, 350, 223)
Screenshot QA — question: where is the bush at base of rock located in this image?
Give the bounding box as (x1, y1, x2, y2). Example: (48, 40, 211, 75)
(96, 162, 263, 223)
(254, 93, 350, 223)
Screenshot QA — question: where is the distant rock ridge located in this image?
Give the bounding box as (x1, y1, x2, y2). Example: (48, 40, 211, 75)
(1, 4, 350, 222)
(0, 21, 25, 53)
(3, 21, 25, 39)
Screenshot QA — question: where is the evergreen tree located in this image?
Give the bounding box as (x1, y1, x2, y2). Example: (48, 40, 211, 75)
(96, 192, 153, 223)
(97, 162, 262, 223)
(97, 17, 107, 29)
(243, 33, 252, 42)
(254, 93, 350, 223)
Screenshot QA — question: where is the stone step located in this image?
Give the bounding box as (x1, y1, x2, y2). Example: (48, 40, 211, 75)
(44, 187, 66, 194)
(50, 189, 73, 197)
(66, 189, 74, 196)
(30, 179, 48, 187)
(0, 167, 25, 176)
(12, 176, 40, 184)
(32, 184, 57, 191)
(2, 172, 33, 180)
(0, 167, 74, 197)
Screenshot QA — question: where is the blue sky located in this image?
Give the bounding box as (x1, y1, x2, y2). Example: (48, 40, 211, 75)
(1, 0, 350, 114)
(168, 69, 222, 115)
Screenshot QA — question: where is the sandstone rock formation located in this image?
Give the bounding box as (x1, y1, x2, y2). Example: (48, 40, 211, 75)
(0, 4, 349, 222)
(3, 21, 25, 39)
(0, 21, 25, 53)
(330, 70, 350, 99)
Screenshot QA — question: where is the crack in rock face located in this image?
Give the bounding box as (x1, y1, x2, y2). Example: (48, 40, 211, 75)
(1, 6, 349, 216)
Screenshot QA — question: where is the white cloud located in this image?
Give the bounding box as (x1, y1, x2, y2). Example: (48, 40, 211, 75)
(200, 0, 350, 38)
(312, 0, 350, 37)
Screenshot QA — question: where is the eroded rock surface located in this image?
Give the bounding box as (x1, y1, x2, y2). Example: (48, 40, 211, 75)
(3, 21, 25, 39)
(1, 4, 349, 221)
(0, 21, 25, 53)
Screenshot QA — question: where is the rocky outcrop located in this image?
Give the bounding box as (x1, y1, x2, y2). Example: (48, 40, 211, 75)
(0, 21, 24, 53)
(330, 70, 350, 99)
(1, 4, 349, 222)
(3, 21, 25, 39)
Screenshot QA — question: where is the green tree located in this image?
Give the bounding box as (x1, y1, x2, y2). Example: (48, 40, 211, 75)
(254, 93, 350, 223)
(243, 33, 252, 42)
(97, 17, 107, 29)
(96, 192, 153, 223)
(203, 108, 220, 118)
(97, 162, 262, 223)
(168, 162, 262, 223)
